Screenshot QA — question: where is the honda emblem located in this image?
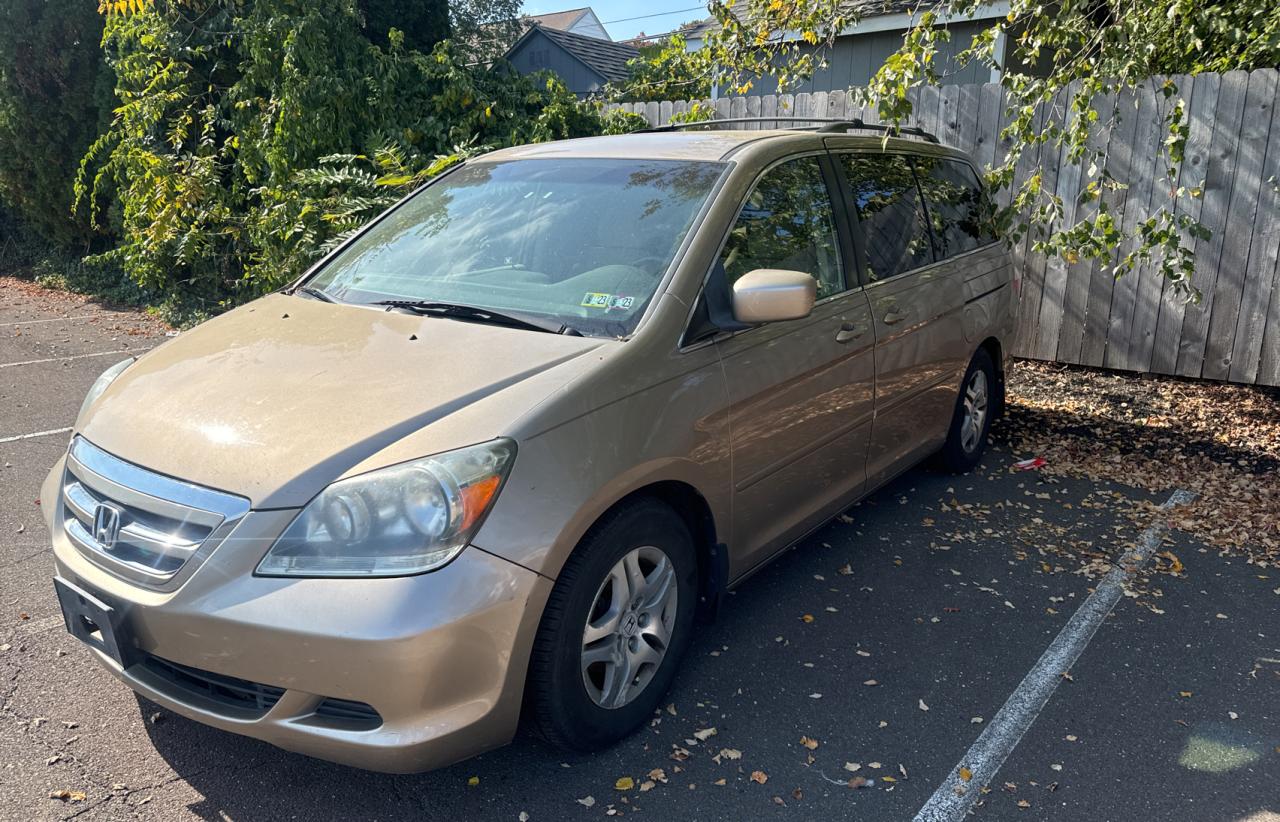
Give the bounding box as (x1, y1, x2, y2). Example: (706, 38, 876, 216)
(92, 503, 123, 550)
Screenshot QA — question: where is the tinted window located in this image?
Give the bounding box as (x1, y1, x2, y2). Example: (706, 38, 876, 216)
(721, 156, 845, 299)
(309, 159, 725, 338)
(837, 153, 933, 282)
(914, 156, 997, 258)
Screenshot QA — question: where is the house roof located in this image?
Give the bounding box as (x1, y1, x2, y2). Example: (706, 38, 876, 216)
(520, 24, 640, 84)
(526, 7, 593, 31)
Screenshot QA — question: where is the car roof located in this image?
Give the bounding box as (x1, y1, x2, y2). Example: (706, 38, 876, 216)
(482, 130, 969, 164)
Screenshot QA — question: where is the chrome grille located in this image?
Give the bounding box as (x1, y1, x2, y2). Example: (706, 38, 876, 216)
(61, 437, 249, 586)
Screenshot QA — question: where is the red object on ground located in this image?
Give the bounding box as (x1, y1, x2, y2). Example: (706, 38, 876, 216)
(1012, 457, 1047, 471)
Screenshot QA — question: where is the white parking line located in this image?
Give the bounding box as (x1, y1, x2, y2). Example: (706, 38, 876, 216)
(0, 315, 91, 328)
(913, 488, 1197, 822)
(0, 427, 73, 444)
(0, 349, 132, 369)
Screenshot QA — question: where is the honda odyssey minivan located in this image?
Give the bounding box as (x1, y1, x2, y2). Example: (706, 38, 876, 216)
(44, 121, 1016, 772)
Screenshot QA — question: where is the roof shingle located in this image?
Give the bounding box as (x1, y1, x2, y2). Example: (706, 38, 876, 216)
(532, 25, 640, 84)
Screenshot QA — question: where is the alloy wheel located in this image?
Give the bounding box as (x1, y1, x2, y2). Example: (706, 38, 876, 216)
(580, 545, 678, 709)
(960, 369, 989, 454)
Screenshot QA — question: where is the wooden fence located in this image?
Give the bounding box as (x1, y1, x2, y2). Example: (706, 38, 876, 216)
(609, 69, 1280, 387)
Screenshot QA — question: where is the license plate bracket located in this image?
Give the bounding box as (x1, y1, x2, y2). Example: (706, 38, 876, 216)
(53, 577, 135, 668)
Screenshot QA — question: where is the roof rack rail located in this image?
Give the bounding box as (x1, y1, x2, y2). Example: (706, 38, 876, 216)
(638, 116, 939, 144)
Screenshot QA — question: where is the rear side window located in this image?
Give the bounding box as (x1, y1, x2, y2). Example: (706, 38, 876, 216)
(836, 153, 933, 282)
(720, 156, 845, 299)
(914, 156, 998, 258)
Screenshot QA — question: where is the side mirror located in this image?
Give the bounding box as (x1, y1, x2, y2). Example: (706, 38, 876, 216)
(731, 268, 817, 324)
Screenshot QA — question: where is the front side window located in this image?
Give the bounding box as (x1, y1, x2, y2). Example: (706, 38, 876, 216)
(914, 156, 998, 258)
(308, 158, 726, 337)
(837, 153, 933, 282)
(720, 156, 845, 299)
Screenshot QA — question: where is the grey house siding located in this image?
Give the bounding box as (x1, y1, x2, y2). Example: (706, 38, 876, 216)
(565, 15, 609, 41)
(735, 20, 992, 95)
(506, 29, 607, 95)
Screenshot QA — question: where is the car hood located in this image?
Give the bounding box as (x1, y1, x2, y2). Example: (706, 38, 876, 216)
(78, 294, 606, 507)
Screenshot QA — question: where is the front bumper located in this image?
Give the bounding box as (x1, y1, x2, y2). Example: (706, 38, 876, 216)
(43, 456, 552, 773)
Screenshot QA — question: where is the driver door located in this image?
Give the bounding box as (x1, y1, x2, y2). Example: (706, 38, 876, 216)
(711, 154, 876, 573)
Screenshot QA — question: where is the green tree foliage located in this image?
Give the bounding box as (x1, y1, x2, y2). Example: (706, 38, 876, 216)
(449, 0, 523, 65)
(76, 0, 628, 307)
(359, 0, 449, 52)
(613, 34, 712, 102)
(0, 0, 113, 245)
(641, 0, 1280, 293)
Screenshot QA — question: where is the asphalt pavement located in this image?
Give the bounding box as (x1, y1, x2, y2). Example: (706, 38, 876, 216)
(2, 286, 1277, 821)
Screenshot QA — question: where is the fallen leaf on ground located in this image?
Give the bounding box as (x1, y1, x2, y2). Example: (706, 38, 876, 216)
(615, 776, 634, 791)
(800, 736, 819, 750)
(48, 790, 86, 802)
(750, 770, 769, 784)
(959, 767, 973, 782)
(1002, 361, 1280, 563)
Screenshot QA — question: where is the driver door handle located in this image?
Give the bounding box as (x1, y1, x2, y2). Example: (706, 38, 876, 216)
(882, 309, 909, 325)
(835, 322, 866, 344)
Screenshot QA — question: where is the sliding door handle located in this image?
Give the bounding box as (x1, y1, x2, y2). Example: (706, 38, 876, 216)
(835, 322, 867, 343)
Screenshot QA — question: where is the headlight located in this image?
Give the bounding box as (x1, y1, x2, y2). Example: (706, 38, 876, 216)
(256, 439, 516, 577)
(78, 357, 135, 422)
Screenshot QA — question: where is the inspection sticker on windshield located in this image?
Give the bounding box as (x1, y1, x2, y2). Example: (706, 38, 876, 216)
(581, 292, 635, 311)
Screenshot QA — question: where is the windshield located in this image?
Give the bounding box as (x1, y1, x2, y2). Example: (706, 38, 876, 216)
(308, 158, 727, 337)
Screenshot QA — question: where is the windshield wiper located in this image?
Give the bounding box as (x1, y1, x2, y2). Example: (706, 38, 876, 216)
(294, 285, 335, 303)
(373, 300, 582, 336)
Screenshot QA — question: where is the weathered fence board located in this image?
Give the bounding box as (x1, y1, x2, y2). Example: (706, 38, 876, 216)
(1178, 70, 1249, 378)
(1036, 82, 1086, 363)
(609, 70, 1280, 386)
(1204, 69, 1274, 380)
(1230, 73, 1280, 384)
(1151, 72, 1217, 374)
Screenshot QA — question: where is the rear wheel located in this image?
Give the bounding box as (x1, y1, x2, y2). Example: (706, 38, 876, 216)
(526, 499, 697, 751)
(939, 348, 995, 473)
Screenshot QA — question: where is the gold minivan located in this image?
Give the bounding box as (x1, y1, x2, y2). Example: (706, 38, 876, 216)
(43, 122, 1017, 772)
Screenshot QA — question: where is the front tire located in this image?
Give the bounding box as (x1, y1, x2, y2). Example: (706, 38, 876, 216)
(526, 499, 698, 751)
(939, 348, 995, 473)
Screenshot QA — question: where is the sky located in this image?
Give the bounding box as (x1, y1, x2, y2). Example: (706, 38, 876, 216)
(519, 1, 708, 42)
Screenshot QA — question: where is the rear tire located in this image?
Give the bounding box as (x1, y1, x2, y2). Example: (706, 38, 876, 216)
(939, 348, 995, 473)
(526, 499, 697, 751)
